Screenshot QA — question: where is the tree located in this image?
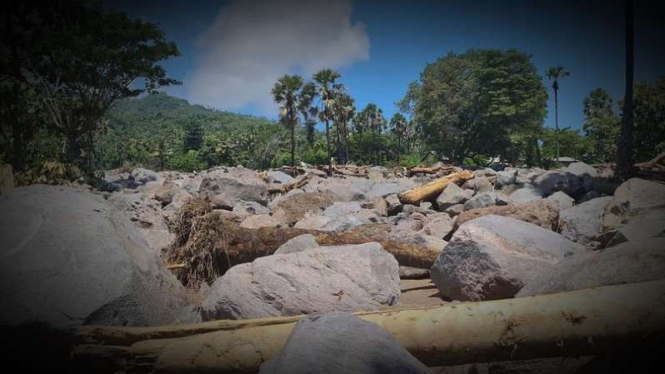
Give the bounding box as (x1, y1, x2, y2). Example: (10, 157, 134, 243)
(272, 74, 303, 173)
(183, 122, 204, 152)
(312, 69, 344, 175)
(390, 113, 407, 154)
(402, 49, 548, 164)
(332, 92, 355, 164)
(3, 0, 180, 171)
(632, 76, 665, 162)
(298, 82, 318, 146)
(546, 66, 571, 167)
(582, 88, 620, 163)
(618, 0, 634, 180)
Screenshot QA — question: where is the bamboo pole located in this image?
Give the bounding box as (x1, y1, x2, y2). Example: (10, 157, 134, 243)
(73, 279, 665, 373)
(398, 170, 475, 205)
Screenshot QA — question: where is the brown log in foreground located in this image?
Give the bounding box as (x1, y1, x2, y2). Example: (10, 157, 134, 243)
(398, 170, 475, 205)
(73, 279, 665, 373)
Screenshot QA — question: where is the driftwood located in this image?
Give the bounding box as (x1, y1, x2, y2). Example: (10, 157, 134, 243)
(164, 221, 440, 287)
(267, 174, 311, 194)
(72, 279, 665, 373)
(398, 170, 475, 205)
(407, 164, 455, 176)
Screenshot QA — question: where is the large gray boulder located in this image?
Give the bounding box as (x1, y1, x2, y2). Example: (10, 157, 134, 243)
(509, 186, 545, 202)
(462, 176, 493, 193)
(431, 215, 584, 301)
(533, 170, 585, 198)
(600, 178, 665, 231)
(516, 238, 665, 297)
(131, 167, 160, 185)
(436, 182, 473, 210)
(199, 167, 268, 208)
(463, 192, 510, 210)
(547, 191, 575, 210)
(259, 312, 430, 374)
(606, 209, 665, 247)
(559, 196, 613, 245)
(495, 170, 518, 188)
(202, 243, 400, 319)
(0, 185, 200, 333)
(266, 170, 295, 184)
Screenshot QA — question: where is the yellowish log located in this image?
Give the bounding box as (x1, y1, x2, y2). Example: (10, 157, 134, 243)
(398, 170, 474, 205)
(73, 279, 665, 373)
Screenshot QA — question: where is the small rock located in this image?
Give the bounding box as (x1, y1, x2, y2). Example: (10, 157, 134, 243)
(258, 312, 430, 374)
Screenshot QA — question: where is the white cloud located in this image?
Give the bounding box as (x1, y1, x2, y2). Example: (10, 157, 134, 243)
(186, 0, 369, 115)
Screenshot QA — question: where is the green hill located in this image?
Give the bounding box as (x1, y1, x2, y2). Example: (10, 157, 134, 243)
(97, 92, 290, 171)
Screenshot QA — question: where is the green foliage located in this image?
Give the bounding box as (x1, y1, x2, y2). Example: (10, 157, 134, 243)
(168, 150, 205, 172)
(540, 128, 591, 165)
(633, 76, 665, 162)
(582, 88, 620, 163)
(183, 123, 204, 152)
(401, 49, 548, 164)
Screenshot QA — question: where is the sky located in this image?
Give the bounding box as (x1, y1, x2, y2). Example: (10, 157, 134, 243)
(105, 0, 665, 131)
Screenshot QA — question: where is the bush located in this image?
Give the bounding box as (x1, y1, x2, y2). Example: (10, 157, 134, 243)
(168, 150, 205, 172)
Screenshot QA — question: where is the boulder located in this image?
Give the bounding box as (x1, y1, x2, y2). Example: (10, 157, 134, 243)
(462, 176, 493, 193)
(431, 215, 584, 301)
(274, 234, 319, 255)
(463, 192, 509, 210)
(293, 215, 333, 230)
(131, 168, 159, 184)
(605, 209, 665, 247)
(272, 191, 336, 226)
(0, 185, 200, 333)
(445, 204, 465, 217)
(533, 170, 585, 198)
(509, 186, 545, 202)
(559, 197, 613, 245)
(547, 191, 575, 210)
(258, 312, 430, 374)
(495, 170, 518, 188)
(233, 200, 271, 216)
(152, 181, 179, 206)
(516, 238, 665, 297)
(453, 199, 561, 233)
(323, 201, 365, 217)
(436, 183, 473, 210)
(385, 194, 403, 215)
(266, 170, 295, 184)
(600, 178, 665, 231)
(199, 167, 268, 208)
(202, 243, 400, 319)
(423, 213, 455, 239)
(240, 214, 284, 229)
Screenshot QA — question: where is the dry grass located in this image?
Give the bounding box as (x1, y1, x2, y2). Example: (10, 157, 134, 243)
(163, 197, 228, 290)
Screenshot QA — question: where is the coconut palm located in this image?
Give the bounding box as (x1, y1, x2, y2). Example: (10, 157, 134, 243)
(546, 66, 571, 167)
(272, 74, 304, 173)
(390, 113, 407, 154)
(312, 69, 345, 175)
(298, 81, 318, 145)
(333, 92, 355, 164)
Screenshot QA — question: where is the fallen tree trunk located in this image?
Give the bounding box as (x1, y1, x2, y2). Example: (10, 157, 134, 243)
(398, 170, 475, 205)
(267, 174, 311, 194)
(164, 220, 439, 287)
(407, 165, 455, 176)
(73, 279, 665, 373)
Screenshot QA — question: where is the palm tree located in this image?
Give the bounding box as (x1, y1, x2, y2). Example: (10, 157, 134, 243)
(618, 0, 634, 180)
(312, 69, 344, 175)
(390, 113, 407, 154)
(298, 82, 318, 145)
(546, 66, 571, 167)
(272, 74, 303, 173)
(333, 92, 355, 164)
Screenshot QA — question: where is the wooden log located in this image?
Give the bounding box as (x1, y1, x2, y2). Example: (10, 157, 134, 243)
(267, 174, 311, 194)
(0, 164, 14, 195)
(73, 279, 665, 373)
(398, 170, 475, 205)
(407, 165, 455, 176)
(164, 221, 440, 287)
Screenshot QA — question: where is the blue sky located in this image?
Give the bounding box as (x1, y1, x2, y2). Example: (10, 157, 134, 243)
(106, 0, 664, 131)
